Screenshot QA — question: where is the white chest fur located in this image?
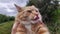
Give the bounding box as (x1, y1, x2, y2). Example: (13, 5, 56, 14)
(20, 21, 36, 34)
(25, 24, 35, 34)
(25, 24, 31, 31)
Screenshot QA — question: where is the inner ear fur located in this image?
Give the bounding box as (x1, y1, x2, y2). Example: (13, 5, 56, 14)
(14, 4, 22, 12)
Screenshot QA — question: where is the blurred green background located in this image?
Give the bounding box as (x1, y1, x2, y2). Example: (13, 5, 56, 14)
(0, 0, 60, 34)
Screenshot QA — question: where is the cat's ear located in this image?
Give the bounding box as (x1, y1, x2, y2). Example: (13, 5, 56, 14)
(32, 5, 35, 7)
(14, 4, 22, 12)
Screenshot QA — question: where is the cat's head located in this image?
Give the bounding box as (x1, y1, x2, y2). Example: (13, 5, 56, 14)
(15, 4, 42, 22)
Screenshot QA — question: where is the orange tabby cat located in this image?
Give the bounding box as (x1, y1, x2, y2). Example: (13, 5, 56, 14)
(11, 4, 50, 34)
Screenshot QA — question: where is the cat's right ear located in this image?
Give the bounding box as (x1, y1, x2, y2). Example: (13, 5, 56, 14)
(14, 4, 22, 12)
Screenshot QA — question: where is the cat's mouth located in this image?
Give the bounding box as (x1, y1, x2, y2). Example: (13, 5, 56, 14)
(32, 15, 39, 21)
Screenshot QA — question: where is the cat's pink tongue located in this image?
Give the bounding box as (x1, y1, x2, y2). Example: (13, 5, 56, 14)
(33, 15, 39, 21)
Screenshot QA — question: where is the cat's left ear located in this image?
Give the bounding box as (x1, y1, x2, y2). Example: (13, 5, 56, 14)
(14, 4, 22, 12)
(32, 5, 35, 7)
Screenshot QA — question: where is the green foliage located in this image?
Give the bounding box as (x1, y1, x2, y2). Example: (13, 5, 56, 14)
(0, 14, 15, 23)
(0, 14, 8, 23)
(7, 16, 15, 21)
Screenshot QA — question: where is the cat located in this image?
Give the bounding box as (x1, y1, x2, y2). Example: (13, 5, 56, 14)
(11, 4, 50, 34)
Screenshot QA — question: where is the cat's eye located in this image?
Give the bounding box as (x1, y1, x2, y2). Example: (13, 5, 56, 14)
(36, 10, 38, 12)
(27, 10, 32, 13)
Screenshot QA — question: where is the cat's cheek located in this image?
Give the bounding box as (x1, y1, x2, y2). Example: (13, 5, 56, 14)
(21, 18, 27, 21)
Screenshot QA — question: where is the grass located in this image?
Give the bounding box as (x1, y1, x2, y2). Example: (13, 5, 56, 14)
(0, 21, 14, 34)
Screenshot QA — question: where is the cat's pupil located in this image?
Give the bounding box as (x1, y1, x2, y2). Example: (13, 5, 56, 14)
(27, 10, 32, 13)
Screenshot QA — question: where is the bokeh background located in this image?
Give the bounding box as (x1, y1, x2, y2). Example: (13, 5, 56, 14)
(0, 0, 60, 34)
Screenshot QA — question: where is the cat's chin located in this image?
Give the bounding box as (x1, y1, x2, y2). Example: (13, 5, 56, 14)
(31, 19, 40, 24)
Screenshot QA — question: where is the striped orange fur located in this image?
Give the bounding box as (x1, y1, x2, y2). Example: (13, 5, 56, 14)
(11, 4, 50, 34)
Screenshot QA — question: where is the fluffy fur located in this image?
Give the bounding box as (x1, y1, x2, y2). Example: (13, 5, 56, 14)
(11, 4, 50, 34)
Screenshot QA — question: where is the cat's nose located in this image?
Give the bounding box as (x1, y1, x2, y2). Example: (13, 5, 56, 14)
(35, 14, 38, 16)
(33, 12, 38, 16)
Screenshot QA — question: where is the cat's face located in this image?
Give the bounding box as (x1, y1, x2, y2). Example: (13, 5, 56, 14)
(15, 4, 41, 21)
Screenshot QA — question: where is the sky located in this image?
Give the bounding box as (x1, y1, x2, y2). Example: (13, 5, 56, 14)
(0, 0, 60, 16)
(59, 2, 60, 4)
(0, 0, 28, 16)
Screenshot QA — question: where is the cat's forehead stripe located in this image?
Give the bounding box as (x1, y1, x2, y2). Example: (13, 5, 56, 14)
(23, 6, 39, 11)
